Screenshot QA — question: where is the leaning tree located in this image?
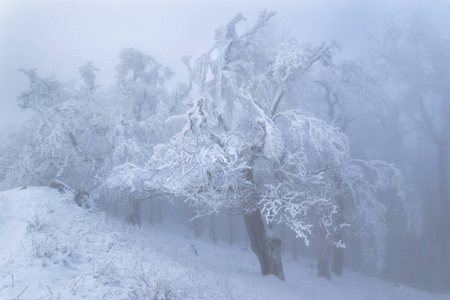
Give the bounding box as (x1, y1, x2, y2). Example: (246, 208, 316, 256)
(108, 11, 421, 281)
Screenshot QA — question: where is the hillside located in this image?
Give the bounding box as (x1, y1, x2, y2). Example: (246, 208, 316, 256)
(0, 187, 444, 299)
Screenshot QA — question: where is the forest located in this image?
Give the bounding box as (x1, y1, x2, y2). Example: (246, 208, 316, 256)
(0, 2, 449, 299)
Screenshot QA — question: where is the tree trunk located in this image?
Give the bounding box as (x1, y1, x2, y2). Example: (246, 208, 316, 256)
(194, 217, 204, 238)
(280, 224, 286, 254)
(293, 234, 299, 262)
(318, 223, 332, 280)
(228, 215, 235, 246)
(332, 245, 344, 276)
(148, 198, 155, 224)
(244, 209, 285, 281)
(126, 197, 142, 226)
(332, 196, 345, 276)
(209, 214, 218, 244)
(74, 190, 90, 209)
(113, 201, 118, 218)
(438, 143, 450, 292)
(155, 198, 163, 223)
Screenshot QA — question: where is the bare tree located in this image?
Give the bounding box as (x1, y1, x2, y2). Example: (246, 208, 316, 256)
(376, 10, 450, 292)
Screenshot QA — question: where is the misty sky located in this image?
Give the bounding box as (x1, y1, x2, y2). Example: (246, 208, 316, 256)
(1, 0, 448, 131)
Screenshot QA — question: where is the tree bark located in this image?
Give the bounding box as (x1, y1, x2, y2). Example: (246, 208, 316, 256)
(280, 224, 286, 254)
(155, 198, 163, 223)
(113, 201, 118, 218)
(318, 223, 332, 280)
(74, 190, 90, 209)
(209, 214, 218, 244)
(228, 215, 235, 246)
(438, 143, 450, 292)
(194, 217, 204, 238)
(126, 197, 141, 226)
(332, 196, 345, 276)
(241, 156, 285, 280)
(293, 234, 299, 262)
(148, 198, 155, 224)
(332, 244, 344, 276)
(244, 209, 285, 280)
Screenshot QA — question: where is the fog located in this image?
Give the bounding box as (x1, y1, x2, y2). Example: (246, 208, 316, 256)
(0, 0, 417, 129)
(1, 0, 450, 298)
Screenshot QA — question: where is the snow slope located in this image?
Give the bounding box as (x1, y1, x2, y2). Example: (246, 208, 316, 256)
(0, 187, 446, 299)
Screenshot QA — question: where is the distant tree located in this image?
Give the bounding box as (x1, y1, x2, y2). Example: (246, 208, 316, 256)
(374, 10, 450, 292)
(79, 61, 100, 95)
(300, 56, 422, 276)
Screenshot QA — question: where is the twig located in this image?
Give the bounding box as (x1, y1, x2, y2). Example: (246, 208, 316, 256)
(11, 274, 14, 288)
(190, 244, 199, 256)
(138, 274, 150, 288)
(14, 285, 28, 299)
(46, 284, 53, 295)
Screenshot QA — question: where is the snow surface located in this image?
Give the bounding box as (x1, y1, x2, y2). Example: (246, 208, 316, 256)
(0, 187, 445, 299)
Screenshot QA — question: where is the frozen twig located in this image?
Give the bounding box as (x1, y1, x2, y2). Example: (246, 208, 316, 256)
(190, 244, 199, 256)
(46, 284, 53, 295)
(14, 285, 28, 299)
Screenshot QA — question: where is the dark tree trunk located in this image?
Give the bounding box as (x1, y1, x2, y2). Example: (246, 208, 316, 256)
(293, 234, 299, 262)
(148, 198, 163, 224)
(332, 196, 345, 276)
(194, 217, 204, 238)
(244, 209, 285, 281)
(113, 201, 118, 218)
(318, 224, 332, 280)
(416, 92, 450, 293)
(155, 198, 163, 223)
(438, 143, 450, 292)
(318, 258, 331, 280)
(241, 159, 285, 280)
(148, 198, 155, 224)
(209, 214, 218, 244)
(228, 215, 235, 246)
(332, 246, 344, 276)
(126, 197, 141, 226)
(280, 224, 286, 254)
(74, 190, 90, 209)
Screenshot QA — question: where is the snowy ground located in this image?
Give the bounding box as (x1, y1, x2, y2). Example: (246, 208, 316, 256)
(0, 187, 446, 300)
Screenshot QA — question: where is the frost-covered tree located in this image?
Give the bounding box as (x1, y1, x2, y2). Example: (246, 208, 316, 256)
(259, 111, 350, 279)
(259, 116, 419, 278)
(109, 12, 340, 280)
(100, 48, 174, 225)
(0, 126, 32, 190)
(79, 61, 100, 96)
(104, 11, 421, 282)
(6, 66, 109, 205)
(299, 56, 422, 277)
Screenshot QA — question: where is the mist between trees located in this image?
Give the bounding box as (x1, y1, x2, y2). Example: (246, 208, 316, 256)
(0, 9, 448, 294)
